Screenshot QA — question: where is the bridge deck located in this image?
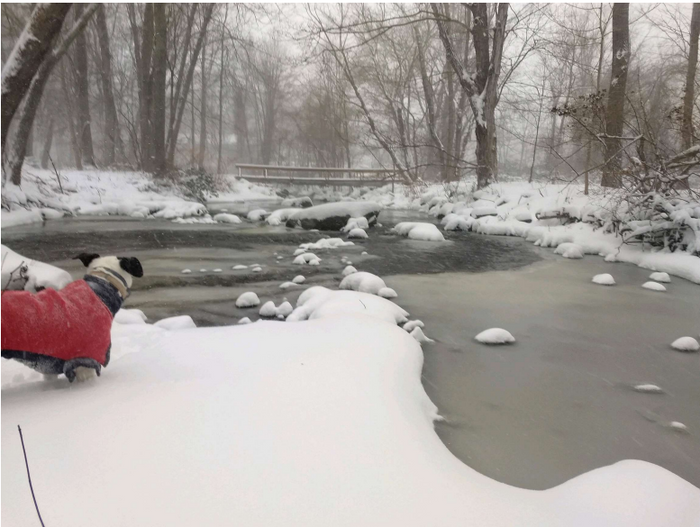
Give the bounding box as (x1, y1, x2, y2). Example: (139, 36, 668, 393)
(240, 175, 391, 187)
(236, 164, 396, 188)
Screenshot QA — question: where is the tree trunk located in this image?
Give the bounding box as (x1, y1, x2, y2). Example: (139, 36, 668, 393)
(41, 117, 54, 169)
(152, 4, 167, 174)
(198, 34, 208, 170)
(1, 3, 71, 154)
(218, 10, 227, 174)
(601, 3, 630, 188)
(682, 3, 700, 150)
(95, 4, 120, 166)
(73, 3, 96, 167)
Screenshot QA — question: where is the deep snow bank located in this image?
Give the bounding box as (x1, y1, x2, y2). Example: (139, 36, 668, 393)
(2, 312, 699, 525)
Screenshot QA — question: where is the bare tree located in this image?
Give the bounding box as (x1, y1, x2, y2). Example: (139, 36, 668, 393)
(94, 4, 121, 166)
(682, 4, 700, 150)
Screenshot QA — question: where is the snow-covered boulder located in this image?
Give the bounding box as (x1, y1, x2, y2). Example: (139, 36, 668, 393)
(286, 201, 382, 231)
(339, 271, 389, 296)
(237, 317, 252, 324)
(232, 265, 248, 270)
(259, 301, 277, 317)
(393, 222, 445, 242)
(342, 265, 357, 277)
(554, 242, 584, 259)
(213, 213, 242, 224)
(280, 196, 313, 209)
(1, 245, 72, 292)
(300, 238, 354, 250)
(471, 207, 498, 219)
(154, 316, 197, 330)
(115, 308, 148, 325)
(181, 269, 192, 274)
(592, 274, 615, 286)
(378, 287, 397, 299)
(236, 292, 260, 308)
(642, 281, 667, 292)
(475, 328, 515, 345)
(403, 320, 424, 332)
(266, 208, 298, 226)
(410, 327, 434, 344)
(276, 301, 294, 318)
(649, 272, 671, 283)
(292, 275, 305, 284)
(293, 253, 321, 265)
(514, 211, 533, 223)
(341, 216, 370, 233)
(347, 228, 368, 239)
(671, 337, 699, 352)
(444, 215, 474, 232)
(279, 281, 299, 289)
(247, 209, 268, 222)
(633, 384, 663, 393)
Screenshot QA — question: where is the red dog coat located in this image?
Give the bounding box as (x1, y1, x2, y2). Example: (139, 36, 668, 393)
(2, 280, 112, 365)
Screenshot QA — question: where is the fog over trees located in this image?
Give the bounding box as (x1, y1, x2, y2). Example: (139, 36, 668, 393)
(2, 3, 700, 190)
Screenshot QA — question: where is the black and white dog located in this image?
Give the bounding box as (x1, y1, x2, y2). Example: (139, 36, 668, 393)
(1, 253, 143, 382)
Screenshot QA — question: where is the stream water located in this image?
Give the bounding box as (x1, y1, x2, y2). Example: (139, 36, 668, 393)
(2, 202, 698, 489)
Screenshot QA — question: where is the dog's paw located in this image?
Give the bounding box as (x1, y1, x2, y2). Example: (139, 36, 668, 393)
(73, 367, 98, 383)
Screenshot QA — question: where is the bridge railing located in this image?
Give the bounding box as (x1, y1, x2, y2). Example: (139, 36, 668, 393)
(235, 164, 397, 189)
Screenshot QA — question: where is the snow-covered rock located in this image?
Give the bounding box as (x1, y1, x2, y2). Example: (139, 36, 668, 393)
(280, 196, 313, 208)
(286, 201, 382, 231)
(410, 327, 434, 344)
(232, 265, 248, 270)
(475, 328, 515, 345)
(670, 337, 699, 352)
(642, 281, 667, 292)
(292, 275, 305, 284)
(347, 228, 368, 239)
(237, 317, 252, 324)
(669, 421, 689, 432)
(266, 208, 298, 226)
(181, 269, 192, 274)
(554, 243, 584, 259)
(252, 266, 263, 273)
(294, 253, 321, 265)
(154, 316, 197, 330)
(342, 265, 357, 277)
(276, 301, 294, 318)
(403, 320, 425, 332)
(592, 273, 615, 286)
(1, 245, 72, 292)
(259, 301, 277, 317)
(279, 282, 299, 289)
(471, 207, 498, 218)
(378, 287, 397, 299)
(213, 269, 222, 273)
(299, 238, 354, 250)
(339, 272, 389, 296)
(393, 222, 445, 242)
(633, 384, 663, 393)
(213, 213, 242, 224)
(236, 292, 260, 308)
(247, 209, 268, 221)
(341, 216, 370, 233)
(649, 272, 671, 283)
(115, 308, 148, 325)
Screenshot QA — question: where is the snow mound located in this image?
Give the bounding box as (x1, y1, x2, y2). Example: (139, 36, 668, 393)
(213, 213, 242, 224)
(259, 301, 277, 317)
(341, 216, 370, 233)
(1, 245, 73, 292)
(378, 287, 398, 299)
(347, 228, 368, 239)
(232, 265, 248, 270)
(554, 242, 584, 259)
(393, 222, 445, 242)
(642, 281, 667, 292)
(410, 327, 434, 344)
(280, 196, 313, 208)
(237, 317, 252, 325)
(342, 265, 357, 277)
(300, 238, 354, 250)
(287, 201, 381, 230)
(592, 273, 616, 286)
(247, 209, 268, 221)
(339, 271, 388, 296)
(154, 316, 197, 330)
(181, 269, 192, 274)
(671, 337, 699, 352)
(294, 253, 321, 265)
(236, 292, 260, 308)
(444, 215, 474, 232)
(471, 207, 498, 218)
(403, 320, 424, 332)
(199, 269, 207, 273)
(649, 272, 671, 283)
(266, 208, 298, 226)
(292, 275, 305, 284)
(475, 328, 515, 345)
(669, 421, 689, 432)
(276, 301, 294, 318)
(213, 269, 222, 273)
(252, 267, 263, 273)
(633, 384, 663, 393)
(279, 282, 299, 289)
(114, 308, 148, 325)
(287, 286, 409, 325)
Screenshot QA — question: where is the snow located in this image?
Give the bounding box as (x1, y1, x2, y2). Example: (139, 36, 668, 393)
(1, 245, 72, 292)
(669, 421, 689, 432)
(1, 208, 44, 228)
(378, 287, 398, 299)
(410, 327, 434, 343)
(213, 213, 242, 224)
(236, 292, 260, 308)
(339, 271, 390, 296)
(276, 301, 294, 318)
(554, 242, 584, 259)
(288, 201, 381, 223)
(642, 281, 667, 292)
(213, 268, 222, 273)
(259, 301, 278, 317)
(341, 216, 370, 232)
(294, 253, 321, 265)
(671, 337, 699, 352)
(153, 315, 197, 330)
(200, 269, 207, 272)
(279, 281, 299, 289)
(475, 328, 516, 345)
(592, 273, 616, 286)
(233, 265, 248, 270)
(237, 317, 252, 325)
(342, 265, 357, 277)
(292, 275, 306, 284)
(252, 266, 263, 273)
(246, 209, 268, 221)
(3, 306, 698, 525)
(393, 222, 445, 242)
(649, 272, 671, 283)
(266, 208, 298, 226)
(347, 227, 368, 239)
(114, 308, 148, 325)
(633, 384, 664, 394)
(403, 320, 425, 332)
(471, 207, 498, 218)
(181, 269, 192, 274)
(299, 238, 354, 250)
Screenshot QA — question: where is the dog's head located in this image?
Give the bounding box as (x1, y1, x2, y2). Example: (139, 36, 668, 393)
(74, 253, 143, 296)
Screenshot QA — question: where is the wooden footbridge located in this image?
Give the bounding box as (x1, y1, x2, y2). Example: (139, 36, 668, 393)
(236, 164, 398, 189)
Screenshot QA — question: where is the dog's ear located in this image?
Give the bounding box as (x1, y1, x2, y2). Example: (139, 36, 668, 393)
(74, 253, 100, 267)
(118, 257, 143, 278)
